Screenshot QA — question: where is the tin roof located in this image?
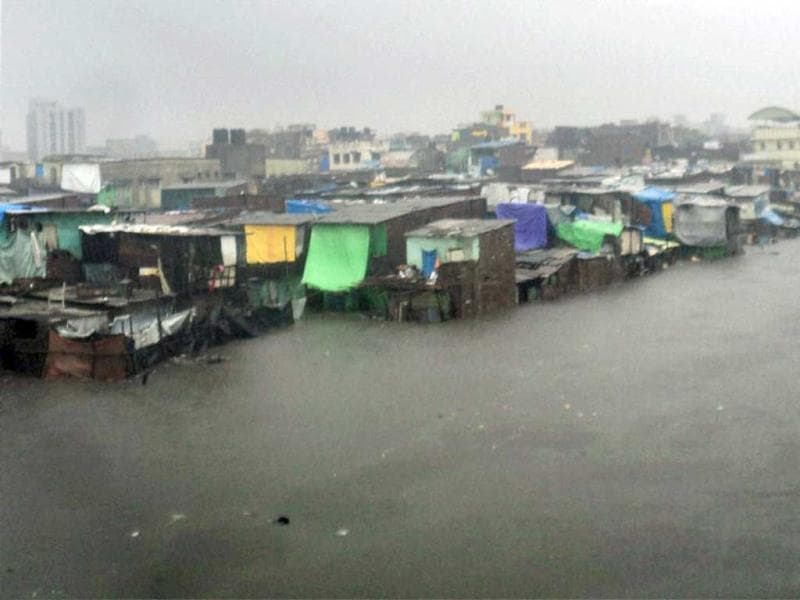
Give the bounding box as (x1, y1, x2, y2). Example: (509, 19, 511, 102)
(230, 211, 316, 226)
(160, 179, 248, 192)
(724, 185, 771, 198)
(79, 223, 235, 237)
(405, 218, 513, 238)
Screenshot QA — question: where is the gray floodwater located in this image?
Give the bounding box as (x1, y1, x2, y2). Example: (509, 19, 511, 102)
(2, 242, 800, 598)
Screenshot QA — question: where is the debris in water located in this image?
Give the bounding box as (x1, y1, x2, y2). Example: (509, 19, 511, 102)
(477, 423, 486, 431)
(273, 515, 290, 526)
(691, 256, 701, 262)
(335, 528, 349, 537)
(170, 513, 186, 523)
(202, 354, 226, 365)
(564, 403, 571, 410)
(242, 510, 253, 517)
(716, 404, 724, 412)
(577, 411, 584, 418)
(130, 530, 140, 538)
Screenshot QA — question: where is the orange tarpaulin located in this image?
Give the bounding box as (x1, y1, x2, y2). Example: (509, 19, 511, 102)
(245, 225, 296, 264)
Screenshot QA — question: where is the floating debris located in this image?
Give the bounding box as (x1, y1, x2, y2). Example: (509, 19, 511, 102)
(335, 528, 349, 537)
(129, 530, 140, 538)
(564, 403, 571, 410)
(170, 513, 186, 523)
(273, 515, 290, 526)
(716, 404, 724, 412)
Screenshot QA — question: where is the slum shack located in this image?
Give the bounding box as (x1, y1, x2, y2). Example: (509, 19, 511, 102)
(0, 296, 124, 379)
(360, 218, 516, 321)
(230, 212, 314, 324)
(494, 203, 549, 251)
(545, 187, 628, 222)
(0, 206, 118, 286)
(160, 180, 250, 211)
(301, 196, 487, 311)
(74, 223, 242, 375)
(673, 197, 742, 258)
(631, 187, 675, 238)
(517, 219, 644, 300)
(723, 185, 771, 240)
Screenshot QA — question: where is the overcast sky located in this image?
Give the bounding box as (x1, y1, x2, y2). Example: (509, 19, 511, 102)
(2, 0, 800, 150)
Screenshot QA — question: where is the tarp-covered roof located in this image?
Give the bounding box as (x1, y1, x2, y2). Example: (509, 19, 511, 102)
(632, 187, 675, 203)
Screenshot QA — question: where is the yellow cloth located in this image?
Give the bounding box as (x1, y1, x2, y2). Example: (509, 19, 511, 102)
(245, 225, 296, 264)
(662, 203, 674, 233)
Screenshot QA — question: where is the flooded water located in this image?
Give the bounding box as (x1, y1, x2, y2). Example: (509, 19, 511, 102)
(3, 242, 800, 598)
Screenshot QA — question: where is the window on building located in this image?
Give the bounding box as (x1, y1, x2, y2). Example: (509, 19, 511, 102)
(333, 153, 341, 165)
(777, 141, 783, 150)
(790, 142, 796, 150)
(371, 152, 381, 161)
(344, 153, 351, 164)
(352, 151, 361, 163)
(760, 142, 766, 151)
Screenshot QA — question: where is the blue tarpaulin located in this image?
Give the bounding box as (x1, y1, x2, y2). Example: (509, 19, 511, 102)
(760, 207, 784, 226)
(0, 203, 45, 223)
(495, 203, 549, 251)
(35, 164, 45, 178)
(632, 187, 675, 238)
(421, 249, 438, 278)
(286, 199, 332, 214)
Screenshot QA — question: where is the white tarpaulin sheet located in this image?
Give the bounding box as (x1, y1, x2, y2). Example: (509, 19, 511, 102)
(674, 202, 730, 247)
(0, 168, 11, 185)
(110, 307, 194, 349)
(56, 314, 110, 339)
(61, 163, 102, 194)
(221, 235, 237, 266)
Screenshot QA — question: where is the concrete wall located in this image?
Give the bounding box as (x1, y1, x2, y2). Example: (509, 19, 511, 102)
(99, 158, 222, 186)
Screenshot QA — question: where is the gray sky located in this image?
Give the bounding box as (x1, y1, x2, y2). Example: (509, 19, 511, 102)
(2, 0, 799, 150)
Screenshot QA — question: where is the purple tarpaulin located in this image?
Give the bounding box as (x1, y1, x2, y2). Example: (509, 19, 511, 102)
(495, 203, 549, 251)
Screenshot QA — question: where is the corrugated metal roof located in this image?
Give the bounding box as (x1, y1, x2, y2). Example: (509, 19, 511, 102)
(522, 159, 575, 171)
(79, 224, 235, 237)
(319, 195, 480, 225)
(674, 181, 726, 195)
(160, 179, 248, 191)
(724, 185, 771, 198)
(230, 212, 316, 226)
(405, 218, 513, 238)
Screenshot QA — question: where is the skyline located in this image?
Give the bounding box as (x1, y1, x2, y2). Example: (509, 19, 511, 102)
(3, 0, 800, 150)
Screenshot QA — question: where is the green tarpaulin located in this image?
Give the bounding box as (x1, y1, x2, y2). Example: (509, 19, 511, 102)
(370, 224, 388, 257)
(0, 231, 45, 284)
(557, 220, 623, 253)
(302, 224, 371, 292)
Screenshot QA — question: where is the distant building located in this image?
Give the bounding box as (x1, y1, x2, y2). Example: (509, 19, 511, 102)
(547, 121, 674, 166)
(248, 124, 317, 160)
(327, 140, 388, 172)
(327, 126, 374, 144)
(26, 99, 86, 161)
(744, 106, 800, 172)
(205, 128, 266, 179)
(105, 135, 159, 159)
(480, 104, 533, 145)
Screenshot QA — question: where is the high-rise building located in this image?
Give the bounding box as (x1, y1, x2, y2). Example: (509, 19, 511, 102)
(26, 99, 86, 161)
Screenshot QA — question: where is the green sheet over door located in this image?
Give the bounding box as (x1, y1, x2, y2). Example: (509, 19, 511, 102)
(302, 224, 371, 291)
